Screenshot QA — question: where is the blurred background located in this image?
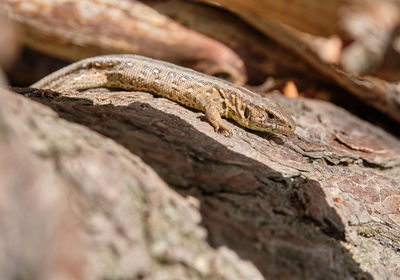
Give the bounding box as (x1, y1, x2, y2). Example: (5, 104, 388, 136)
(1, 1, 400, 279)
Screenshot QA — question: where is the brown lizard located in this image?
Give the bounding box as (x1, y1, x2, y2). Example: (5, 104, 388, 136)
(32, 54, 296, 135)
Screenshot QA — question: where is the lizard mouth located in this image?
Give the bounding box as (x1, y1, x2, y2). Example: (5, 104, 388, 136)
(246, 121, 295, 135)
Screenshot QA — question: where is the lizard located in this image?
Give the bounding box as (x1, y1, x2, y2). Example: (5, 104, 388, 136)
(32, 54, 296, 135)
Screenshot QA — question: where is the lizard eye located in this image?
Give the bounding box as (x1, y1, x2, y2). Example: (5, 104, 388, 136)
(267, 112, 275, 119)
(244, 107, 250, 119)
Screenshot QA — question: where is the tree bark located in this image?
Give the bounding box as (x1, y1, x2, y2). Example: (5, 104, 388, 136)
(2, 86, 400, 279)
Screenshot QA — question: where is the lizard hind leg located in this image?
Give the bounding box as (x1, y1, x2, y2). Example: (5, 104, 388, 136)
(204, 103, 233, 136)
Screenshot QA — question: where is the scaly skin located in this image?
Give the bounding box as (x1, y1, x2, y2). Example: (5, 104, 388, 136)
(32, 54, 296, 135)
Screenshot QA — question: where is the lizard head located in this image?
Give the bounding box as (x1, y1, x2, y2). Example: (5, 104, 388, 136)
(231, 98, 296, 135)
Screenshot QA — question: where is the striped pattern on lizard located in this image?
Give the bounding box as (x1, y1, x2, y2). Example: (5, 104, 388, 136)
(32, 54, 296, 135)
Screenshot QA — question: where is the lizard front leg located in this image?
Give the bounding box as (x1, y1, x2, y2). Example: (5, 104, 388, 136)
(204, 103, 233, 136)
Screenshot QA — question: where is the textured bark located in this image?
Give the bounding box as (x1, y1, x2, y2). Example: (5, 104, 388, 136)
(5, 86, 400, 279)
(143, 0, 319, 86)
(196, 0, 400, 38)
(196, 0, 344, 37)
(0, 89, 86, 280)
(1, 87, 264, 280)
(4, 0, 246, 84)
